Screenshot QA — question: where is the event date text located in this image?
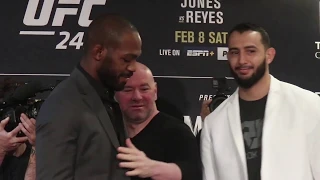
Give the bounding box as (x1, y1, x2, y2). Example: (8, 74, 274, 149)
(175, 31, 227, 44)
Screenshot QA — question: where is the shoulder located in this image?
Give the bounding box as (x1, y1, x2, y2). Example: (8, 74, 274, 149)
(278, 80, 320, 107)
(48, 77, 79, 98)
(36, 77, 83, 124)
(276, 79, 320, 136)
(44, 77, 82, 106)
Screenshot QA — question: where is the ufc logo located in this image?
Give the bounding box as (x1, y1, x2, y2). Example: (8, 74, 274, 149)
(23, 0, 107, 27)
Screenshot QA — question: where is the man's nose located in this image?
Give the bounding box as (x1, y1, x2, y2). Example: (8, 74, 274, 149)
(238, 52, 246, 64)
(127, 61, 137, 73)
(131, 89, 142, 100)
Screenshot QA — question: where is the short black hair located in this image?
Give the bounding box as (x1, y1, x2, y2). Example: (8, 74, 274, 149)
(83, 13, 138, 53)
(228, 22, 271, 49)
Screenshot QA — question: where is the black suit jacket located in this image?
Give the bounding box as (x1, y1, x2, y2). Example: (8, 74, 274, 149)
(36, 68, 130, 180)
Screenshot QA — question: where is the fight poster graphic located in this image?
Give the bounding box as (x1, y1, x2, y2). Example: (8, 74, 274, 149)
(176, 0, 228, 59)
(0, 0, 319, 133)
(20, 0, 107, 50)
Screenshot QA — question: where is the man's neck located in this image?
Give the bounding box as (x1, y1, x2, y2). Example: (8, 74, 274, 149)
(239, 74, 271, 101)
(80, 59, 99, 80)
(126, 110, 159, 138)
(79, 60, 114, 97)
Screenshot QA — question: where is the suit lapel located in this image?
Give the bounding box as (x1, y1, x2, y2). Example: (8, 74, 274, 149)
(71, 68, 120, 148)
(83, 92, 120, 148)
(225, 75, 284, 179)
(111, 102, 128, 146)
(260, 75, 282, 179)
(227, 90, 248, 179)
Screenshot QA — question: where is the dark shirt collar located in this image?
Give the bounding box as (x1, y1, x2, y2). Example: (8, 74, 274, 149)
(77, 63, 115, 102)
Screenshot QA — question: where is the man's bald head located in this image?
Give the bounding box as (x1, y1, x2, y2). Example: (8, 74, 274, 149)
(115, 62, 158, 125)
(83, 13, 138, 54)
(134, 62, 155, 83)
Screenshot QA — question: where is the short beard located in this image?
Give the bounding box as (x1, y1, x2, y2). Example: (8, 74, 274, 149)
(97, 55, 123, 91)
(229, 59, 266, 89)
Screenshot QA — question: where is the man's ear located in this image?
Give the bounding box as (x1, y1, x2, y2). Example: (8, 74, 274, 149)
(91, 44, 107, 61)
(154, 82, 158, 100)
(266, 47, 276, 64)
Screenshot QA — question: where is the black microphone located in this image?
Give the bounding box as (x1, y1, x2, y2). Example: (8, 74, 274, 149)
(2, 81, 43, 107)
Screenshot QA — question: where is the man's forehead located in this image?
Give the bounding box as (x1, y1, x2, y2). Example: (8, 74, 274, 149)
(122, 52, 139, 59)
(229, 31, 261, 41)
(124, 81, 150, 87)
(117, 47, 141, 55)
(127, 73, 154, 85)
(228, 31, 263, 48)
(118, 32, 141, 47)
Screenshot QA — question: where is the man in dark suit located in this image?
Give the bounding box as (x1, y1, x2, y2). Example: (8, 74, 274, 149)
(36, 13, 142, 180)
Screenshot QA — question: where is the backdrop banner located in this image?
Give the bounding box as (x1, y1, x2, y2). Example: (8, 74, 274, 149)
(1, 0, 319, 135)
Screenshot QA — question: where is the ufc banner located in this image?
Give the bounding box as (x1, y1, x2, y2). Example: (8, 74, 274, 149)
(0, 0, 320, 135)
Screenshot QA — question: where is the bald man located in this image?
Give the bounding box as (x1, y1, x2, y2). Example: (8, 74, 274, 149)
(115, 63, 202, 180)
(36, 13, 142, 180)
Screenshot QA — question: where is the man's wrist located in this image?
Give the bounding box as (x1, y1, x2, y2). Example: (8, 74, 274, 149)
(149, 160, 162, 178)
(150, 160, 162, 179)
(31, 146, 35, 155)
(0, 149, 7, 166)
(150, 161, 182, 180)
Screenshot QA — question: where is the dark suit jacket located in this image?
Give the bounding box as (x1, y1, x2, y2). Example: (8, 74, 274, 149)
(36, 68, 130, 180)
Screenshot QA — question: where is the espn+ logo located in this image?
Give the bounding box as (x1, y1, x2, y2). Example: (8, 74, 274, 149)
(20, 0, 107, 50)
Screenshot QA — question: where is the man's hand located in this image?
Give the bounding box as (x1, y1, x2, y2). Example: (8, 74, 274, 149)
(200, 99, 212, 121)
(19, 113, 36, 146)
(117, 138, 156, 178)
(0, 117, 28, 153)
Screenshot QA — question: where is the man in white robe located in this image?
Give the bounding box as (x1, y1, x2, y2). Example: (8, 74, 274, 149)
(201, 22, 320, 180)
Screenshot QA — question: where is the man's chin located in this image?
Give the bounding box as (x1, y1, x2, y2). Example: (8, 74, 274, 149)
(235, 76, 258, 89)
(6, 150, 16, 156)
(235, 72, 253, 79)
(127, 116, 147, 124)
(237, 76, 252, 82)
(113, 82, 126, 91)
